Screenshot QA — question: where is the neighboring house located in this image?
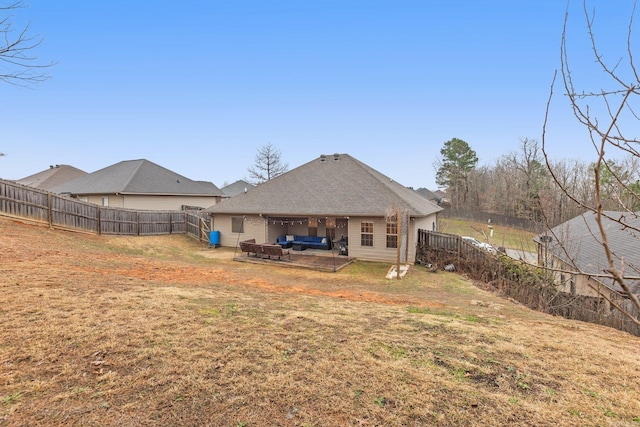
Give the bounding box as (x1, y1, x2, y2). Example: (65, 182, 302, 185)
(204, 153, 442, 263)
(50, 159, 224, 210)
(434, 189, 450, 207)
(535, 210, 640, 301)
(221, 180, 255, 198)
(414, 187, 442, 205)
(16, 164, 88, 191)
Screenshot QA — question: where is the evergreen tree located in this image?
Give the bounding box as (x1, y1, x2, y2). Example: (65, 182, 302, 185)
(434, 138, 478, 209)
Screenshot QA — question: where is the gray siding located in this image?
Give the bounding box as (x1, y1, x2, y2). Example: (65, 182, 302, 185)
(348, 214, 437, 263)
(212, 214, 266, 247)
(347, 217, 399, 262)
(82, 194, 218, 210)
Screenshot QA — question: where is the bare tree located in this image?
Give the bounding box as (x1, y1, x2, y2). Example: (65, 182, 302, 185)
(479, 138, 549, 220)
(595, 156, 640, 210)
(1, 1, 52, 86)
(1, 1, 52, 157)
(542, 0, 640, 323)
(247, 143, 288, 184)
(464, 138, 564, 224)
(539, 158, 593, 225)
(507, 139, 548, 221)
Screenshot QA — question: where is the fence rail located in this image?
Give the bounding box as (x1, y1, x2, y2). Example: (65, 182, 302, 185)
(416, 229, 640, 337)
(0, 179, 209, 240)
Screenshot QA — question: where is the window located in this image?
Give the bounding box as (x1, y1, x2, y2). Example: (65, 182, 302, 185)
(386, 220, 398, 248)
(361, 221, 373, 247)
(231, 217, 244, 233)
(101, 197, 109, 207)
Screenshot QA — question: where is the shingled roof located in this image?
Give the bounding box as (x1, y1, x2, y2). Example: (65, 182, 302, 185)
(414, 187, 439, 201)
(538, 210, 640, 293)
(205, 154, 441, 217)
(17, 165, 87, 191)
(51, 159, 223, 196)
(221, 179, 255, 197)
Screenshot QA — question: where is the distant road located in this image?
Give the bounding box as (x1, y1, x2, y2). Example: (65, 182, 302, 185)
(504, 248, 537, 264)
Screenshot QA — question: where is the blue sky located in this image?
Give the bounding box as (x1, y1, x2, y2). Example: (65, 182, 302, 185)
(1, 1, 636, 189)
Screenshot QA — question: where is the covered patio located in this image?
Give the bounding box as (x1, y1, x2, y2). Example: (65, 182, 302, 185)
(264, 215, 349, 250)
(233, 246, 355, 272)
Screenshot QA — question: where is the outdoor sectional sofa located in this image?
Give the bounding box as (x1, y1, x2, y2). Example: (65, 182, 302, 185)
(276, 235, 331, 250)
(239, 239, 290, 260)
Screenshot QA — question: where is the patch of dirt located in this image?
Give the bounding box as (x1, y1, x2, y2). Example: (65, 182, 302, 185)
(0, 218, 443, 308)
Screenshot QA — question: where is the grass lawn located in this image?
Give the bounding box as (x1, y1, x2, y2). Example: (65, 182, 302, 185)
(1, 217, 638, 426)
(439, 217, 537, 252)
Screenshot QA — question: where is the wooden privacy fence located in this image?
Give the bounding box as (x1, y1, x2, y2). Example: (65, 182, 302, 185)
(185, 211, 211, 242)
(0, 179, 210, 241)
(416, 229, 640, 337)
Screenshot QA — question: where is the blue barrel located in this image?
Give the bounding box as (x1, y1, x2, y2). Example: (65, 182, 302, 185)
(209, 230, 221, 246)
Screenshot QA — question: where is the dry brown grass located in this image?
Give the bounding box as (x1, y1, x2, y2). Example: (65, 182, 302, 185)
(439, 218, 537, 252)
(1, 217, 639, 426)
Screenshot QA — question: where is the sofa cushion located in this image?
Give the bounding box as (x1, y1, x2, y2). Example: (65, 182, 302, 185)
(288, 235, 330, 249)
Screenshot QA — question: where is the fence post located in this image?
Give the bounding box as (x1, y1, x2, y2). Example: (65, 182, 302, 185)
(47, 193, 53, 228)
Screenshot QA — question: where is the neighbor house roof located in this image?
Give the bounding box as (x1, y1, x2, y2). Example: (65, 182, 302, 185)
(221, 179, 255, 197)
(414, 187, 439, 201)
(16, 165, 88, 191)
(50, 159, 223, 196)
(537, 210, 640, 293)
(205, 153, 442, 217)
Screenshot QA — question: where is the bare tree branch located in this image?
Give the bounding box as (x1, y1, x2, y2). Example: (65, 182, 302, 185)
(0, 1, 53, 86)
(543, 0, 640, 321)
(247, 143, 288, 184)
